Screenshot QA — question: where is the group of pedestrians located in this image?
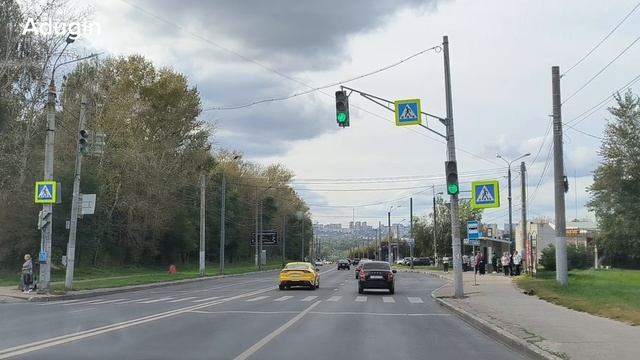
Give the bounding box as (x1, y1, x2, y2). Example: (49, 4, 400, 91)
(493, 251, 522, 276)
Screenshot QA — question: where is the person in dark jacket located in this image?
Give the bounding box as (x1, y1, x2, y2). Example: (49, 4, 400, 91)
(491, 253, 498, 273)
(21, 254, 33, 293)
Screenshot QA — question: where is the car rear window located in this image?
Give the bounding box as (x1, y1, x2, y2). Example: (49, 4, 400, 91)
(363, 262, 390, 270)
(285, 264, 309, 270)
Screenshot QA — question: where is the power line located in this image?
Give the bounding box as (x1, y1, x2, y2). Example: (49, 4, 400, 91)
(563, 32, 640, 105)
(564, 123, 604, 140)
(529, 118, 553, 168)
(203, 46, 441, 111)
(528, 142, 554, 206)
(562, 1, 640, 77)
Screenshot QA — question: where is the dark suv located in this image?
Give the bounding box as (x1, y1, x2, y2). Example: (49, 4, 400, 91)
(337, 259, 350, 270)
(357, 261, 396, 294)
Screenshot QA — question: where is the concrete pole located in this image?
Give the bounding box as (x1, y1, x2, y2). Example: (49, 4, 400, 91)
(219, 174, 226, 275)
(520, 161, 527, 272)
(64, 95, 88, 290)
(443, 35, 464, 298)
(255, 188, 259, 268)
(433, 186, 438, 263)
(410, 197, 414, 269)
(38, 80, 57, 293)
(301, 216, 305, 261)
(552, 66, 568, 286)
(377, 221, 381, 261)
(387, 211, 392, 265)
(199, 174, 205, 276)
(282, 215, 286, 266)
(508, 166, 513, 252)
(259, 200, 263, 268)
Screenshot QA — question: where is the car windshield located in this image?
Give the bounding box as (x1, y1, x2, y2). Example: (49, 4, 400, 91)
(284, 264, 309, 270)
(363, 262, 391, 271)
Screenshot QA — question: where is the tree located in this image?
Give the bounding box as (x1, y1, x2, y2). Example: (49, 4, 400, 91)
(587, 91, 640, 265)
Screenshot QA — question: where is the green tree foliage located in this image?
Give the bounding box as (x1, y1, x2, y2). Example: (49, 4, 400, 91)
(587, 91, 640, 263)
(539, 244, 592, 271)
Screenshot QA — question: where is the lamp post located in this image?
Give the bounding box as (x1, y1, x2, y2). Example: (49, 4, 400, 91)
(433, 189, 443, 265)
(398, 218, 407, 263)
(496, 153, 530, 253)
(296, 210, 305, 262)
(388, 205, 402, 266)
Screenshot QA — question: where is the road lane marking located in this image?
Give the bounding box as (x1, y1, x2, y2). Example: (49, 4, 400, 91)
(62, 299, 104, 306)
(138, 297, 173, 304)
(233, 301, 321, 360)
(188, 310, 299, 315)
(191, 296, 220, 303)
(326, 296, 342, 302)
(355, 296, 367, 302)
(382, 297, 395, 303)
(246, 296, 269, 302)
(308, 311, 450, 317)
(408, 297, 424, 304)
(113, 298, 152, 304)
(90, 298, 127, 305)
(38, 299, 85, 306)
(0, 287, 273, 359)
(300, 296, 317, 302)
(68, 308, 96, 313)
(273, 296, 293, 302)
(167, 297, 198, 303)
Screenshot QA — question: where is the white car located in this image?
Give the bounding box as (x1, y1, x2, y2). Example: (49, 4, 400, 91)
(315, 261, 323, 267)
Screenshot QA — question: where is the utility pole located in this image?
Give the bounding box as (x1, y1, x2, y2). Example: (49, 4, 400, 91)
(552, 66, 568, 286)
(259, 200, 263, 269)
(219, 174, 226, 275)
(377, 221, 381, 261)
(387, 211, 392, 265)
(199, 174, 206, 276)
(38, 80, 57, 293)
(507, 165, 513, 252)
(256, 188, 260, 268)
(301, 215, 305, 261)
(410, 197, 414, 269)
(520, 161, 527, 272)
(64, 95, 88, 290)
(282, 215, 286, 267)
(433, 186, 438, 264)
(443, 35, 464, 298)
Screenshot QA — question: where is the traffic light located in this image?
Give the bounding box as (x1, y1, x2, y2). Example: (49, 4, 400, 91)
(563, 175, 569, 193)
(445, 161, 459, 196)
(335, 90, 349, 127)
(79, 129, 90, 156)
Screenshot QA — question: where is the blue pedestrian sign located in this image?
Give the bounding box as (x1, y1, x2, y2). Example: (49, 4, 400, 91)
(394, 99, 422, 126)
(34, 181, 57, 204)
(471, 180, 500, 209)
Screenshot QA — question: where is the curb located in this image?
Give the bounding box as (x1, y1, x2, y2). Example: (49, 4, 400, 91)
(22, 268, 280, 303)
(430, 289, 562, 360)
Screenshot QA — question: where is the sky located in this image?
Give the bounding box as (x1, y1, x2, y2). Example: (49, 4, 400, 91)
(52, 0, 640, 228)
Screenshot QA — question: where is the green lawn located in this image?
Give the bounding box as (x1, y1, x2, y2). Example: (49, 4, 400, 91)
(515, 269, 640, 325)
(0, 261, 284, 292)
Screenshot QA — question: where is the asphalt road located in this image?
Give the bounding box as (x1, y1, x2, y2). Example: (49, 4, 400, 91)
(0, 267, 529, 360)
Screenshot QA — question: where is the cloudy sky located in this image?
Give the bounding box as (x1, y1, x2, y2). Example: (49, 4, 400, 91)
(75, 0, 640, 228)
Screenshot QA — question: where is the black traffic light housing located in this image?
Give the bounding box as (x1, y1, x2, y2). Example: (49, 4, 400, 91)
(79, 129, 90, 156)
(335, 90, 349, 127)
(445, 161, 459, 196)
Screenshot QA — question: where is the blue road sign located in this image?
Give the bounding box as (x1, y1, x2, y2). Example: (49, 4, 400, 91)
(34, 181, 57, 204)
(394, 99, 422, 126)
(467, 220, 479, 240)
(471, 180, 500, 209)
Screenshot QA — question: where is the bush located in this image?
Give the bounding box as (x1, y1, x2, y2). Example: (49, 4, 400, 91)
(539, 244, 592, 271)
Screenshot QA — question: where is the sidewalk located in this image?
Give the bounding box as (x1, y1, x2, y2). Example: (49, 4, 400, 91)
(429, 270, 640, 360)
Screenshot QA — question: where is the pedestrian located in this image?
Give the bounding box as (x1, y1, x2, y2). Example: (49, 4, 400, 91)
(21, 254, 33, 293)
(491, 253, 498, 274)
(513, 251, 523, 276)
(501, 252, 510, 276)
(443, 256, 450, 273)
(474, 252, 481, 275)
(479, 253, 486, 275)
(509, 251, 515, 276)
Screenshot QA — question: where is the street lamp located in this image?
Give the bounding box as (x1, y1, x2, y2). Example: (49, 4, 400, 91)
(433, 189, 443, 265)
(398, 219, 407, 263)
(219, 154, 241, 275)
(388, 205, 402, 266)
(255, 185, 275, 270)
(296, 210, 305, 262)
(496, 152, 530, 253)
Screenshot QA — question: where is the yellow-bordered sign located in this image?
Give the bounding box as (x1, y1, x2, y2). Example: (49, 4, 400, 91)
(35, 181, 57, 204)
(394, 99, 422, 126)
(471, 180, 500, 209)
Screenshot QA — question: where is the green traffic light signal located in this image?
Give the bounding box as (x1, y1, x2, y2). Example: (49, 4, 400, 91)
(337, 112, 347, 123)
(447, 183, 459, 196)
(335, 90, 349, 127)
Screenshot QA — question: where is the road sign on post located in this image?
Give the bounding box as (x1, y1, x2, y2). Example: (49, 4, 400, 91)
(394, 99, 422, 126)
(34, 181, 57, 204)
(471, 180, 500, 209)
(251, 231, 278, 246)
(467, 220, 480, 246)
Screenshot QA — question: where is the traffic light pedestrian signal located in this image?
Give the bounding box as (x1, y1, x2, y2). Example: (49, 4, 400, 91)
(79, 129, 90, 156)
(445, 161, 459, 196)
(335, 90, 349, 127)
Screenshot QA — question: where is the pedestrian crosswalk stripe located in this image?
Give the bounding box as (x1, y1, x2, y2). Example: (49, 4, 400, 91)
(167, 297, 198, 303)
(113, 297, 152, 304)
(382, 297, 395, 303)
(408, 297, 423, 304)
(191, 296, 220, 303)
(139, 297, 173, 304)
(355, 296, 367, 302)
(274, 296, 294, 302)
(301, 296, 317, 302)
(327, 296, 342, 302)
(246, 296, 269, 302)
(63, 299, 104, 306)
(91, 298, 127, 305)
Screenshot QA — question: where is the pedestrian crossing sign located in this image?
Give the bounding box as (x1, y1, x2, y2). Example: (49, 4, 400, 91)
(394, 99, 422, 126)
(471, 180, 500, 209)
(35, 181, 57, 204)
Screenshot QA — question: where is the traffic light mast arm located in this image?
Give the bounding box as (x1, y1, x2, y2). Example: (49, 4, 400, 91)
(339, 85, 447, 139)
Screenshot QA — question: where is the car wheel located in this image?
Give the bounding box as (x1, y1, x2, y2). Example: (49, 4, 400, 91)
(358, 284, 364, 294)
(316, 280, 320, 289)
(279, 284, 285, 290)
(389, 286, 395, 295)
